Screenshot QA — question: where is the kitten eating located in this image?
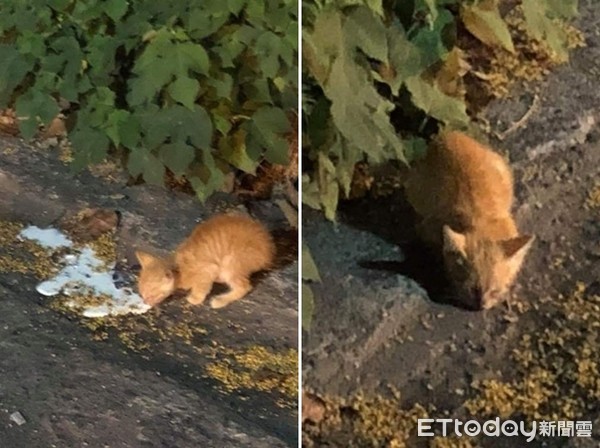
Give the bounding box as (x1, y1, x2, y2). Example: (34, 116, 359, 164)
(136, 213, 275, 309)
(404, 131, 534, 310)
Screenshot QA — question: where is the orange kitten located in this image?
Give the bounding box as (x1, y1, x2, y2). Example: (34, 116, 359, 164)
(136, 213, 275, 309)
(404, 131, 534, 309)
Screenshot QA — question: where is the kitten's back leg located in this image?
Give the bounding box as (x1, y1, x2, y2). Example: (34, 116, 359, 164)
(210, 275, 252, 309)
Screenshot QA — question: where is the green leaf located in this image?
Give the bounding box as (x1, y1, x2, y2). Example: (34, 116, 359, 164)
(522, 0, 569, 61)
(129, 31, 209, 106)
(404, 137, 427, 162)
(233, 25, 259, 45)
(419, 0, 439, 23)
(227, 0, 247, 15)
(103, 109, 131, 147)
(168, 76, 200, 110)
(187, 9, 229, 39)
(335, 0, 384, 17)
(248, 106, 291, 165)
(128, 75, 165, 106)
(461, 3, 515, 53)
(219, 129, 259, 173)
(16, 32, 46, 58)
(70, 127, 110, 171)
(189, 176, 210, 202)
(317, 152, 339, 221)
(48, 0, 73, 10)
(264, 137, 289, 165)
(94, 87, 116, 107)
(136, 106, 169, 148)
(17, 118, 38, 140)
(216, 39, 246, 68)
(302, 175, 322, 211)
(405, 76, 469, 126)
(254, 31, 282, 78)
(209, 73, 233, 98)
(15, 90, 60, 138)
(119, 113, 142, 149)
(387, 28, 422, 90)
(86, 35, 118, 83)
(129, 32, 175, 105)
(136, 29, 172, 66)
(346, 6, 388, 62)
(245, 78, 272, 104)
(49, 36, 83, 80)
(245, 1, 266, 25)
(183, 105, 213, 149)
(189, 151, 225, 201)
(304, 9, 404, 164)
(33, 71, 59, 92)
(272, 76, 286, 92)
(159, 142, 195, 176)
(211, 108, 232, 135)
(104, 0, 128, 21)
(302, 244, 321, 281)
(173, 42, 210, 76)
(139, 105, 213, 150)
(9, 8, 38, 32)
(252, 106, 291, 134)
(302, 284, 315, 331)
(127, 148, 165, 186)
(547, 0, 578, 19)
(410, 8, 453, 68)
(0, 45, 35, 106)
(334, 139, 361, 197)
(142, 153, 165, 186)
(127, 148, 146, 177)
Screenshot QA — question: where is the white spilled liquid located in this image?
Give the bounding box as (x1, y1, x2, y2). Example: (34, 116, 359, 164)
(19, 226, 151, 317)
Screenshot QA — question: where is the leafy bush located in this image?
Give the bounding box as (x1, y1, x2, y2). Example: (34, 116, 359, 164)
(302, 0, 580, 219)
(0, 0, 298, 200)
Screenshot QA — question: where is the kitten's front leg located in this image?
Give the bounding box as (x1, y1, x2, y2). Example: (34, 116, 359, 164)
(210, 276, 252, 309)
(186, 279, 214, 305)
(416, 216, 445, 247)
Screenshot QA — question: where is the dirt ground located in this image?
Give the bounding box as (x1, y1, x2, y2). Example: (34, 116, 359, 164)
(302, 2, 600, 447)
(0, 137, 298, 447)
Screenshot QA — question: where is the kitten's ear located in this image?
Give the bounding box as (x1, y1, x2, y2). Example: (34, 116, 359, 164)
(501, 234, 535, 266)
(443, 225, 466, 255)
(135, 251, 155, 268)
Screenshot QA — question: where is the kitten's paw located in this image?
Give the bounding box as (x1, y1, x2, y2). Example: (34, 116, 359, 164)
(186, 295, 206, 305)
(210, 296, 233, 309)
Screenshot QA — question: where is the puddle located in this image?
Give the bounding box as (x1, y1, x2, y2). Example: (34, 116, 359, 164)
(18, 225, 151, 317)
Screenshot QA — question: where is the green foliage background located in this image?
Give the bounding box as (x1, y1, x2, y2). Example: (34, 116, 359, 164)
(302, 0, 579, 220)
(0, 0, 298, 200)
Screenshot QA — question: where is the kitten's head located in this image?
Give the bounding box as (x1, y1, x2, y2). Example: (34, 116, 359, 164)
(135, 251, 176, 306)
(442, 226, 535, 310)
